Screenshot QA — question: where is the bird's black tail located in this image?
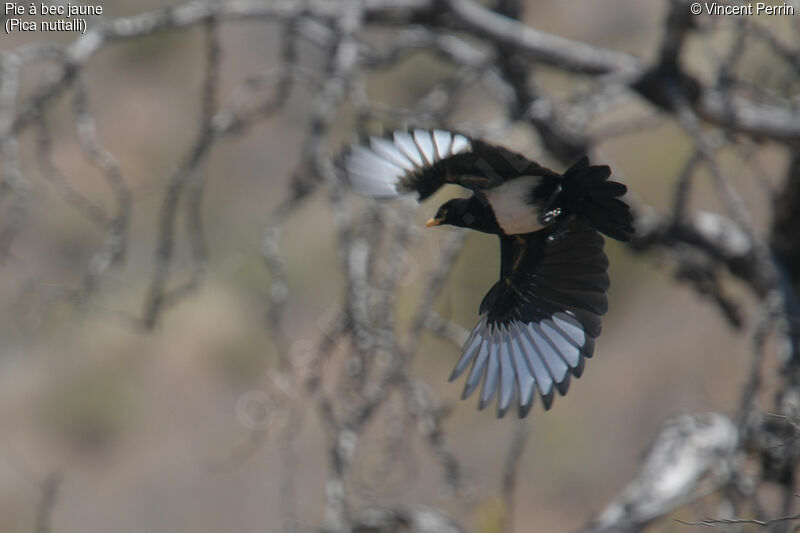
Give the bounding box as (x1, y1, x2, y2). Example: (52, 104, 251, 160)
(560, 157, 634, 242)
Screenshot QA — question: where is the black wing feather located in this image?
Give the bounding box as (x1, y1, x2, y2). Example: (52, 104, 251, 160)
(342, 129, 561, 201)
(450, 222, 609, 417)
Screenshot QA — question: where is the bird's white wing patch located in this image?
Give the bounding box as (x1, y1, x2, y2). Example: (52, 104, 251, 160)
(483, 175, 544, 234)
(413, 129, 436, 165)
(508, 329, 536, 415)
(433, 130, 453, 159)
(479, 328, 502, 410)
(497, 327, 516, 416)
(393, 131, 425, 168)
(450, 314, 590, 417)
(371, 137, 415, 172)
(450, 133, 470, 155)
(344, 129, 472, 198)
(346, 146, 404, 198)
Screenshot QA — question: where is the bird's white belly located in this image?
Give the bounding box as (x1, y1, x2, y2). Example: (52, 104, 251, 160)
(483, 176, 544, 234)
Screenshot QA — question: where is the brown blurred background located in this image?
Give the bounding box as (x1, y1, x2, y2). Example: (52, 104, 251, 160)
(0, 1, 794, 532)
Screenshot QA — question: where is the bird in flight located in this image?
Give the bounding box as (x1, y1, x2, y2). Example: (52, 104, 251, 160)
(342, 129, 633, 417)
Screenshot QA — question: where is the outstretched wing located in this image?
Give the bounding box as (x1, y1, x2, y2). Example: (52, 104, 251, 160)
(449, 222, 609, 418)
(343, 128, 561, 201)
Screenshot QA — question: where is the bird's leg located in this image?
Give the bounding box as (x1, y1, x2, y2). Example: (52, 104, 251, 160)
(537, 183, 563, 226)
(546, 214, 576, 243)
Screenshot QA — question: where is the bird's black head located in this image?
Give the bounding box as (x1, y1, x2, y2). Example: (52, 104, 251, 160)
(425, 196, 500, 234)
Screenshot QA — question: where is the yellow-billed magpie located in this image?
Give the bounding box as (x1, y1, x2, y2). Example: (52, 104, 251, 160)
(342, 129, 633, 417)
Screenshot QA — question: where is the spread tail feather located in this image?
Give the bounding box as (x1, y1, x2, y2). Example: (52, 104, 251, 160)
(562, 157, 634, 242)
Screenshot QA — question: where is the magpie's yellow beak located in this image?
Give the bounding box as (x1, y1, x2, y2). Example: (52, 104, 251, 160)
(426, 217, 443, 228)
